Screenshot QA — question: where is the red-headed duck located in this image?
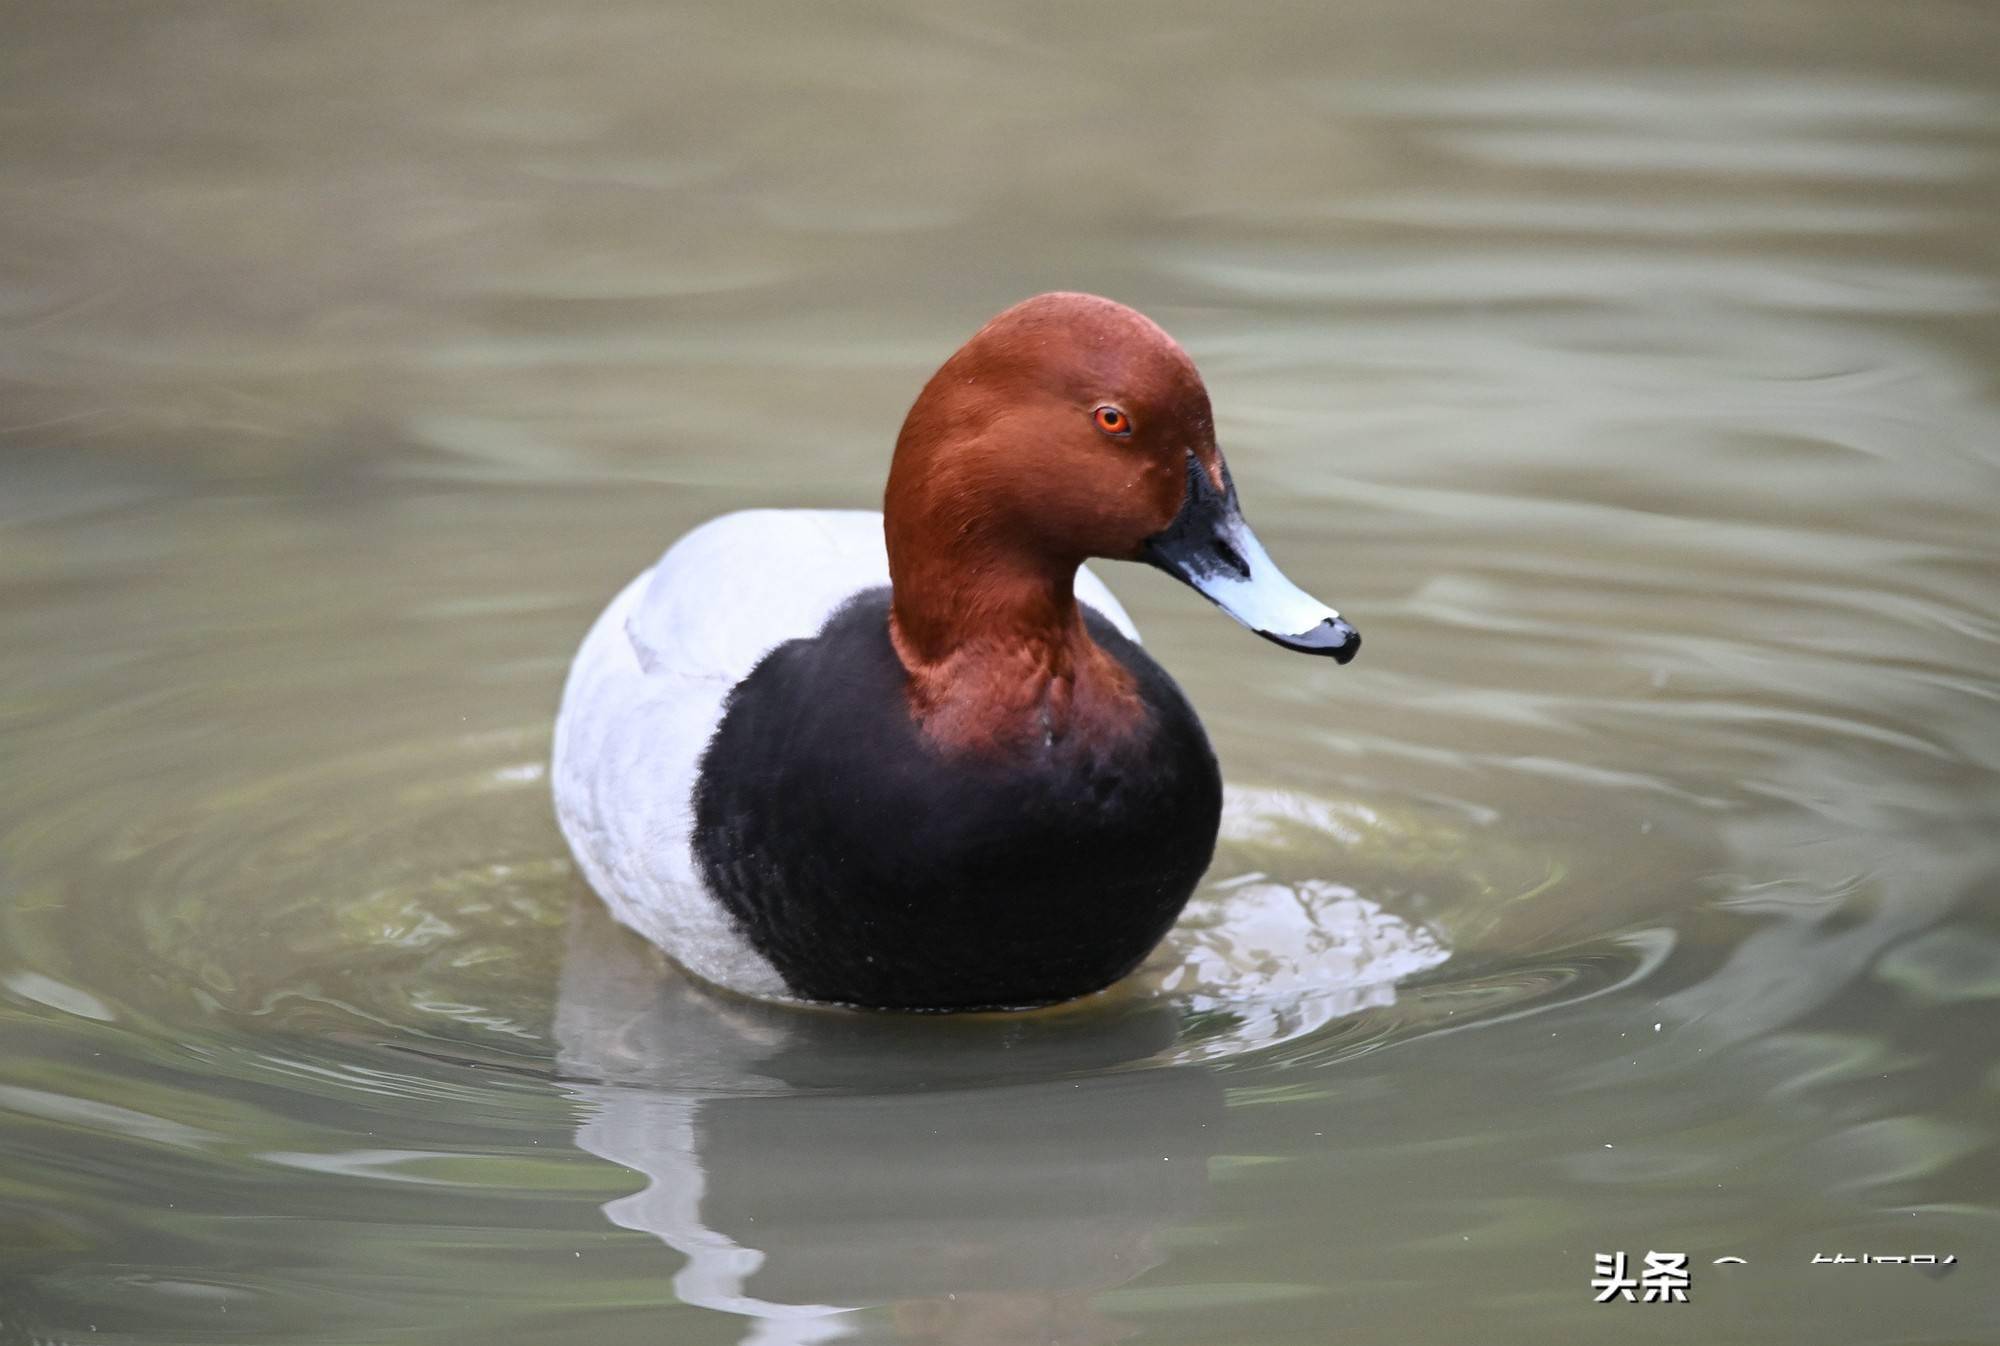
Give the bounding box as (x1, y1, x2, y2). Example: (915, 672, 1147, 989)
(552, 292, 1358, 1011)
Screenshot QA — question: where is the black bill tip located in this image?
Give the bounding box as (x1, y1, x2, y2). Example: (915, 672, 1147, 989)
(1257, 616, 1360, 663)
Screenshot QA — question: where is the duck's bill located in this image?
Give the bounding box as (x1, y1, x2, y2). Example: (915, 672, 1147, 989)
(1140, 453, 1360, 663)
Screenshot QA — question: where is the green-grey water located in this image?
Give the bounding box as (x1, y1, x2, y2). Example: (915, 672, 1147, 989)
(3, 2, 1998, 1343)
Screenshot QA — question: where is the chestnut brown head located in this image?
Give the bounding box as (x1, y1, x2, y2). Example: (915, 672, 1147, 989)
(886, 293, 1221, 566)
(886, 292, 1358, 663)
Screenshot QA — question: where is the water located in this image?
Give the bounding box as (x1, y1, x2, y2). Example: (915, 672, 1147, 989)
(3, 1, 1998, 1342)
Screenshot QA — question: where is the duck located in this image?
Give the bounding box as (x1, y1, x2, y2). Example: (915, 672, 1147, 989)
(551, 292, 1358, 1012)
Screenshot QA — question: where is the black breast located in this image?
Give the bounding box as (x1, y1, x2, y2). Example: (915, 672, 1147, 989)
(691, 589, 1222, 1010)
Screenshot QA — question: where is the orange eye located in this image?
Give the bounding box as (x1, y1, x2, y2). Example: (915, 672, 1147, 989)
(1093, 405, 1131, 436)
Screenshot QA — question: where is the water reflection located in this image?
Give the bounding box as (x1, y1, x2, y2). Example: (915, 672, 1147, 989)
(555, 903, 1222, 1344)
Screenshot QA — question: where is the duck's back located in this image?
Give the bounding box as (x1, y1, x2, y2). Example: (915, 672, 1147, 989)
(550, 509, 1140, 1002)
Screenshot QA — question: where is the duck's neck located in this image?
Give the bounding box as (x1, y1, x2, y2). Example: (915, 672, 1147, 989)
(887, 538, 1140, 757)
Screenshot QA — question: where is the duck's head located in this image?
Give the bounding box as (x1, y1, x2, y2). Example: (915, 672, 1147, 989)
(885, 291, 1358, 663)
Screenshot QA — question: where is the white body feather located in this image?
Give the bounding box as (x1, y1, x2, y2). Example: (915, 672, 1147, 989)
(550, 508, 1140, 1001)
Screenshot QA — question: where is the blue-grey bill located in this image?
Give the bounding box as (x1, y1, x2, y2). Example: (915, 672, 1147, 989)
(1140, 453, 1359, 664)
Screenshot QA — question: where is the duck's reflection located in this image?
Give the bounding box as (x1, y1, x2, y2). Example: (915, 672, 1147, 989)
(553, 899, 1224, 1345)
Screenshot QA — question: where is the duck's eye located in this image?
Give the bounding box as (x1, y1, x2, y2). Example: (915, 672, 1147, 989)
(1093, 405, 1132, 437)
